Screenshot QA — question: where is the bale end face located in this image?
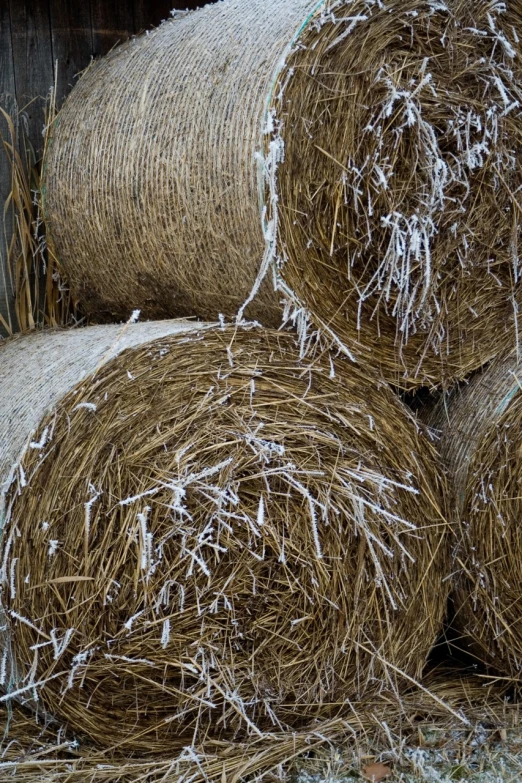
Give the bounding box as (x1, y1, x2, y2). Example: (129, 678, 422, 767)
(270, 0, 522, 388)
(3, 326, 449, 753)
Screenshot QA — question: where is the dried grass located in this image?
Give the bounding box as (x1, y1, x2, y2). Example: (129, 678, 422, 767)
(271, 0, 522, 389)
(428, 347, 522, 679)
(2, 325, 449, 755)
(42, 0, 522, 387)
(0, 90, 76, 336)
(0, 671, 517, 782)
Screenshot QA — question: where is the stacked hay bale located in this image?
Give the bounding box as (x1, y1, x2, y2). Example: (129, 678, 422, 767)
(0, 320, 203, 711)
(42, 0, 522, 387)
(1, 323, 449, 752)
(4, 0, 522, 768)
(430, 351, 522, 676)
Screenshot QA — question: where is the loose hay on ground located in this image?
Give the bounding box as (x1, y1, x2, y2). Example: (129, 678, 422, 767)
(42, 0, 522, 386)
(1, 324, 448, 754)
(0, 672, 519, 782)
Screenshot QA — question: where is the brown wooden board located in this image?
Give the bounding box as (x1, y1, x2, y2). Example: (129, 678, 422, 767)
(49, 0, 94, 105)
(0, 4, 17, 332)
(89, 0, 135, 57)
(133, 0, 172, 35)
(9, 0, 55, 156)
(133, 1, 210, 35)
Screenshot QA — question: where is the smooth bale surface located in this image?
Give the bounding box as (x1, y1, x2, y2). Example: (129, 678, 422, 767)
(43, 0, 522, 387)
(2, 325, 448, 754)
(42, 0, 309, 327)
(431, 350, 522, 675)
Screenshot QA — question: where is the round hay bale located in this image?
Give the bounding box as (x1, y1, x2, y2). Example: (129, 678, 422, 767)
(42, 0, 522, 387)
(431, 351, 522, 676)
(1, 324, 448, 753)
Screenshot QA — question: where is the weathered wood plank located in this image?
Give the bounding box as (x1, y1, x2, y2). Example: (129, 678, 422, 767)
(133, 0, 173, 34)
(133, 1, 210, 35)
(49, 0, 94, 106)
(9, 0, 55, 156)
(0, 5, 17, 333)
(89, 0, 134, 57)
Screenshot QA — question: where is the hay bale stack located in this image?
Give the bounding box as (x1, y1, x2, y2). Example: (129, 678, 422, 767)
(432, 351, 522, 675)
(1, 324, 448, 753)
(43, 0, 522, 387)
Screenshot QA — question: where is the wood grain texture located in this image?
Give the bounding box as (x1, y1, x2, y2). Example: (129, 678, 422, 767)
(0, 4, 17, 332)
(89, 0, 135, 57)
(50, 0, 93, 105)
(9, 0, 54, 155)
(133, 1, 210, 34)
(133, 0, 173, 34)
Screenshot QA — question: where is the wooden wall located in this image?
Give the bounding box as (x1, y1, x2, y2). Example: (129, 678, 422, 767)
(0, 0, 212, 332)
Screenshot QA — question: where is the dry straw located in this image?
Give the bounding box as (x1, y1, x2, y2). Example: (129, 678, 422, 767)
(0, 671, 515, 781)
(1, 323, 448, 754)
(0, 90, 74, 336)
(42, 0, 522, 387)
(0, 319, 204, 711)
(430, 348, 522, 678)
(0, 319, 201, 499)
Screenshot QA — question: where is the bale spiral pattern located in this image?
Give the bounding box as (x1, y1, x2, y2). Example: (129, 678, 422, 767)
(43, 0, 522, 387)
(273, 0, 522, 387)
(2, 325, 448, 753)
(0, 320, 205, 703)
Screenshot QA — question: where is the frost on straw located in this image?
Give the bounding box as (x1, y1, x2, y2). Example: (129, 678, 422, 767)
(2, 326, 448, 754)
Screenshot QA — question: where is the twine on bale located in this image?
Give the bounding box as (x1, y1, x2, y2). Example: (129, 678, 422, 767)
(1, 325, 449, 754)
(43, 0, 522, 387)
(430, 349, 522, 678)
(41, 0, 302, 328)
